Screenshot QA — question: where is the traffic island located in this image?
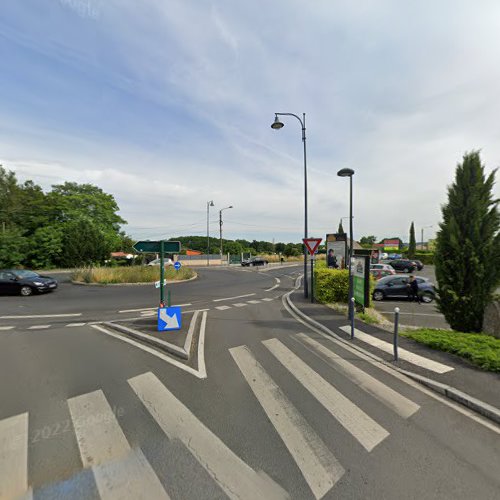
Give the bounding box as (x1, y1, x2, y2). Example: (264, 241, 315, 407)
(104, 310, 201, 360)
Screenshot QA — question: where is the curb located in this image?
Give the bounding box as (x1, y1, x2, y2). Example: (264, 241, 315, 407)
(285, 285, 500, 427)
(71, 274, 198, 286)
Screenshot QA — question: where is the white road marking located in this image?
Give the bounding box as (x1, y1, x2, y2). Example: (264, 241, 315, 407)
(340, 326, 454, 374)
(230, 346, 344, 499)
(213, 293, 256, 302)
(261, 298, 274, 302)
(0, 412, 31, 499)
(263, 338, 389, 452)
(265, 284, 279, 292)
(0, 326, 14, 331)
(65, 323, 87, 327)
(28, 325, 51, 330)
(247, 300, 261, 304)
(119, 304, 192, 313)
(233, 303, 248, 307)
(68, 390, 169, 499)
(197, 311, 208, 379)
(0, 313, 81, 319)
(215, 305, 232, 310)
(379, 311, 444, 317)
(296, 334, 420, 419)
(129, 372, 287, 500)
(90, 325, 206, 379)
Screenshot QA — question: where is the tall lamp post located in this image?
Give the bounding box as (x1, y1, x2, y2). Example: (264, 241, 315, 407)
(337, 168, 355, 320)
(340, 216, 350, 269)
(420, 225, 433, 251)
(271, 112, 309, 298)
(219, 205, 233, 264)
(207, 200, 214, 266)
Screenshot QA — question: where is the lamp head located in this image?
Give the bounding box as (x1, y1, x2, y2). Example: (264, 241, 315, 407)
(208, 200, 214, 207)
(271, 115, 284, 130)
(337, 168, 355, 177)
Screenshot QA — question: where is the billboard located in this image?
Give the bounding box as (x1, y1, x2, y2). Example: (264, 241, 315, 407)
(326, 233, 346, 269)
(352, 255, 370, 308)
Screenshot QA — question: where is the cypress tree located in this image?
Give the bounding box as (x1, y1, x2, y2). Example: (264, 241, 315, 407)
(338, 221, 345, 234)
(408, 222, 416, 258)
(435, 151, 500, 332)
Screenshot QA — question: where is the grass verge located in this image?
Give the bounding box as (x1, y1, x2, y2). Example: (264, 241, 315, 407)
(72, 265, 196, 284)
(401, 328, 500, 372)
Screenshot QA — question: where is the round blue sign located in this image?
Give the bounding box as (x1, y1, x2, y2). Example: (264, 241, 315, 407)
(174, 261, 182, 270)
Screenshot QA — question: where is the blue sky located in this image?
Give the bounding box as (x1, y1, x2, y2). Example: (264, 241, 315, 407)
(1, 0, 500, 244)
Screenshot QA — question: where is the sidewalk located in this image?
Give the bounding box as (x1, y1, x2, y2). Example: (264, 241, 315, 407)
(289, 290, 500, 423)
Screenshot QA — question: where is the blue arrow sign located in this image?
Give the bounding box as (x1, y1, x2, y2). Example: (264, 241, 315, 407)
(157, 307, 182, 331)
(174, 261, 182, 271)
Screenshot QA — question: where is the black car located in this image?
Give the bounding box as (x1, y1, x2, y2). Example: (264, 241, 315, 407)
(372, 275, 435, 303)
(0, 270, 58, 296)
(413, 259, 424, 271)
(389, 259, 417, 273)
(241, 257, 269, 267)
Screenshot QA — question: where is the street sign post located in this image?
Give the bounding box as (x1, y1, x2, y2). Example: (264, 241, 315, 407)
(303, 238, 322, 303)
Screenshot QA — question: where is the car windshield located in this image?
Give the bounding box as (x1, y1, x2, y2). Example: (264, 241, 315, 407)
(13, 270, 39, 279)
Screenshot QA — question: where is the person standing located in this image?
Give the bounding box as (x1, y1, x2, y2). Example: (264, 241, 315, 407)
(407, 275, 420, 304)
(327, 249, 338, 269)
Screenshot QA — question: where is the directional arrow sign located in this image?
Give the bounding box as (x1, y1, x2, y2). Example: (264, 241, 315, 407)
(174, 261, 182, 271)
(303, 237, 322, 256)
(158, 307, 182, 331)
(133, 241, 181, 253)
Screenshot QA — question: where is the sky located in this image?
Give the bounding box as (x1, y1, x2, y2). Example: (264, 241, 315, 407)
(1, 0, 500, 245)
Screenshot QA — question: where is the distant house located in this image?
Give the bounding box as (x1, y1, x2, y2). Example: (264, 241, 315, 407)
(186, 249, 202, 256)
(110, 252, 134, 260)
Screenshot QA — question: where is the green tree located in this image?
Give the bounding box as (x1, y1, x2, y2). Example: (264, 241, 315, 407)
(27, 226, 63, 269)
(360, 235, 377, 248)
(435, 151, 500, 332)
(0, 228, 28, 268)
(408, 222, 416, 258)
(338, 221, 345, 234)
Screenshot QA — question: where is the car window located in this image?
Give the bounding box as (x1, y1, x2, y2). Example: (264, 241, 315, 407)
(13, 270, 39, 278)
(389, 277, 407, 285)
(0, 271, 14, 280)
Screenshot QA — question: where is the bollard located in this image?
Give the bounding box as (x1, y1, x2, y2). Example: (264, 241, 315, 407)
(350, 297, 355, 339)
(393, 307, 400, 361)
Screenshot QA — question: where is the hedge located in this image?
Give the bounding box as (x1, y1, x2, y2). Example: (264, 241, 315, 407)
(413, 252, 435, 265)
(314, 267, 350, 303)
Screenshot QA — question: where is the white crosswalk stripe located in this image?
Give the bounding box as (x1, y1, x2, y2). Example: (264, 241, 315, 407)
(247, 300, 261, 304)
(233, 303, 248, 307)
(296, 333, 420, 418)
(28, 325, 51, 330)
(0, 412, 32, 499)
(0, 326, 14, 331)
(129, 371, 288, 500)
(68, 389, 169, 499)
(230, 345, 344, 499)
(263, 338, 390, 451)
(215, 305, 231, 310)
(339, 325, 454, 373)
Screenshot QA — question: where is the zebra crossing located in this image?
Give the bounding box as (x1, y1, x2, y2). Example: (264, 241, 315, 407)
(0, 333, 421, 499)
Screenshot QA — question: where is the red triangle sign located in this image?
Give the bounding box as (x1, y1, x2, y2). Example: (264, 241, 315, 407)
(303, 237, 322, 255)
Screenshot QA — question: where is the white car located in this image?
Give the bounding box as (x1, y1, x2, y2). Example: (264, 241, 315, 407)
(147, 258, 174, 267)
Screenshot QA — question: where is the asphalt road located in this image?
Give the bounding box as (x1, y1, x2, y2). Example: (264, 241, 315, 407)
(1, 264, 499, 499)
(372, 265, 450, 329)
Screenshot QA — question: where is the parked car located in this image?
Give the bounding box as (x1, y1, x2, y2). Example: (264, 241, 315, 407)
(0, 269, 58, 296)
(413, 259, 424, 271)
(389, 259, 417, 273)
(372, 275, 436, 303)
(370, 264, 396, 280)
(241, 257, 269, 267)
(147, 258, 174, 267)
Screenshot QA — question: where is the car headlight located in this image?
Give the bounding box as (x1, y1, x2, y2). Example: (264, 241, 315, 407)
(33, 281, 44, 286)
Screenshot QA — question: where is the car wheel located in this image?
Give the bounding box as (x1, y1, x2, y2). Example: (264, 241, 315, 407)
(20, 286, 33, 297)
(421, 293, 433, 303)
(373, 290, 385, 301)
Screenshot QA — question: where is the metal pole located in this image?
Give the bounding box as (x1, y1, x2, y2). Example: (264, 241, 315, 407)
(394, 307, 400, 360)
(219, 209, 223, 263)
(350, 297, 355, 339)
(421, 228, 423, 251)
(310, 255, 314, 303)
(302, 113, 309, 299)
(160, 240, 165, 306)
(207, 202, 210, 266)
(348, 175, 354, 320)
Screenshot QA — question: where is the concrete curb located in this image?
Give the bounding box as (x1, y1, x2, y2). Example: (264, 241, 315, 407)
(71, 274, 198, 286)
(285, 285, 500, 427)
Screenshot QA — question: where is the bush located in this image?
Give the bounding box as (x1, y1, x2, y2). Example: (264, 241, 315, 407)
(314, 267, 350, 303)
(414, 252, 434, 265)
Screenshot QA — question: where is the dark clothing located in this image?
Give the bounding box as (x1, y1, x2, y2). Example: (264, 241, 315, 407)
(407, 280, 420, 303)
(327, 255, 338, 268)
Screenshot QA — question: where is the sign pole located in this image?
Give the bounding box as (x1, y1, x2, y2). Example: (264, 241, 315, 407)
(160, 240, 165, 306)
(310, 255, 314, 303)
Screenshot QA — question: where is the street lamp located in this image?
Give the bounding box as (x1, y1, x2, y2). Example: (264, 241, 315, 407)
(337, 168, 355, 320)
(207, 200, 214, 266)
(421, 225, 433, 251)
(219, 205, 233, 263)
(271, 112, 309, 298)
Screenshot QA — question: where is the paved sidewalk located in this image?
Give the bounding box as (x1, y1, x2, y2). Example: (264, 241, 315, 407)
(289, 291, 500, 419)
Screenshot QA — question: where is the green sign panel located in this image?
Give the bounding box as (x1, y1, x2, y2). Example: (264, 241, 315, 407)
(133, 240, 181, 253)
(352, 256, 370, 307)
(353, 275, 365, 306)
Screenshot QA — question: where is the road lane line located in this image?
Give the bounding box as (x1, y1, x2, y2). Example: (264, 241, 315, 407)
(339, 326, 454, 374)
(247, 300, 261, 304)
(230, 345, 344, 499)
(233, 303, 248, 307)
(119, 304, 192, 313)
(90, 325, 206, 379)
(68, 389, 169, 499)
(261, 298, 274, 302)
(263, 338, 389, 452)
(295, 334, 420, 419)
(65, 323, 87, 327)
(0, 412, 31, 499)
(197, 311, 208, 378)
(28, 325, 51, 330)
(0, 313, 81, 319)
(265, 284, 279, 292)
(215, 305, 232, 310)
(129, 372, 287, 500)
(213, 293, 255, 302)
(0, 326, 14, 331)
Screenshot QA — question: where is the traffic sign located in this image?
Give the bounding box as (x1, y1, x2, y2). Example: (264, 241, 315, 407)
(157, 306, 182, 331)
(174, 261, 182, 271)
(303, 238, 322, 256)
(133, 240, 181, 253)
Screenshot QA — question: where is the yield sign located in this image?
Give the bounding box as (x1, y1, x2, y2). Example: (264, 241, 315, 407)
(303, 237, 322, 256)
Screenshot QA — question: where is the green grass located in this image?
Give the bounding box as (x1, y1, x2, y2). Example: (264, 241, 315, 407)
(356, 309, 381, 325)
(401, 328, 500, 372)
(72, 265, 196, 284)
